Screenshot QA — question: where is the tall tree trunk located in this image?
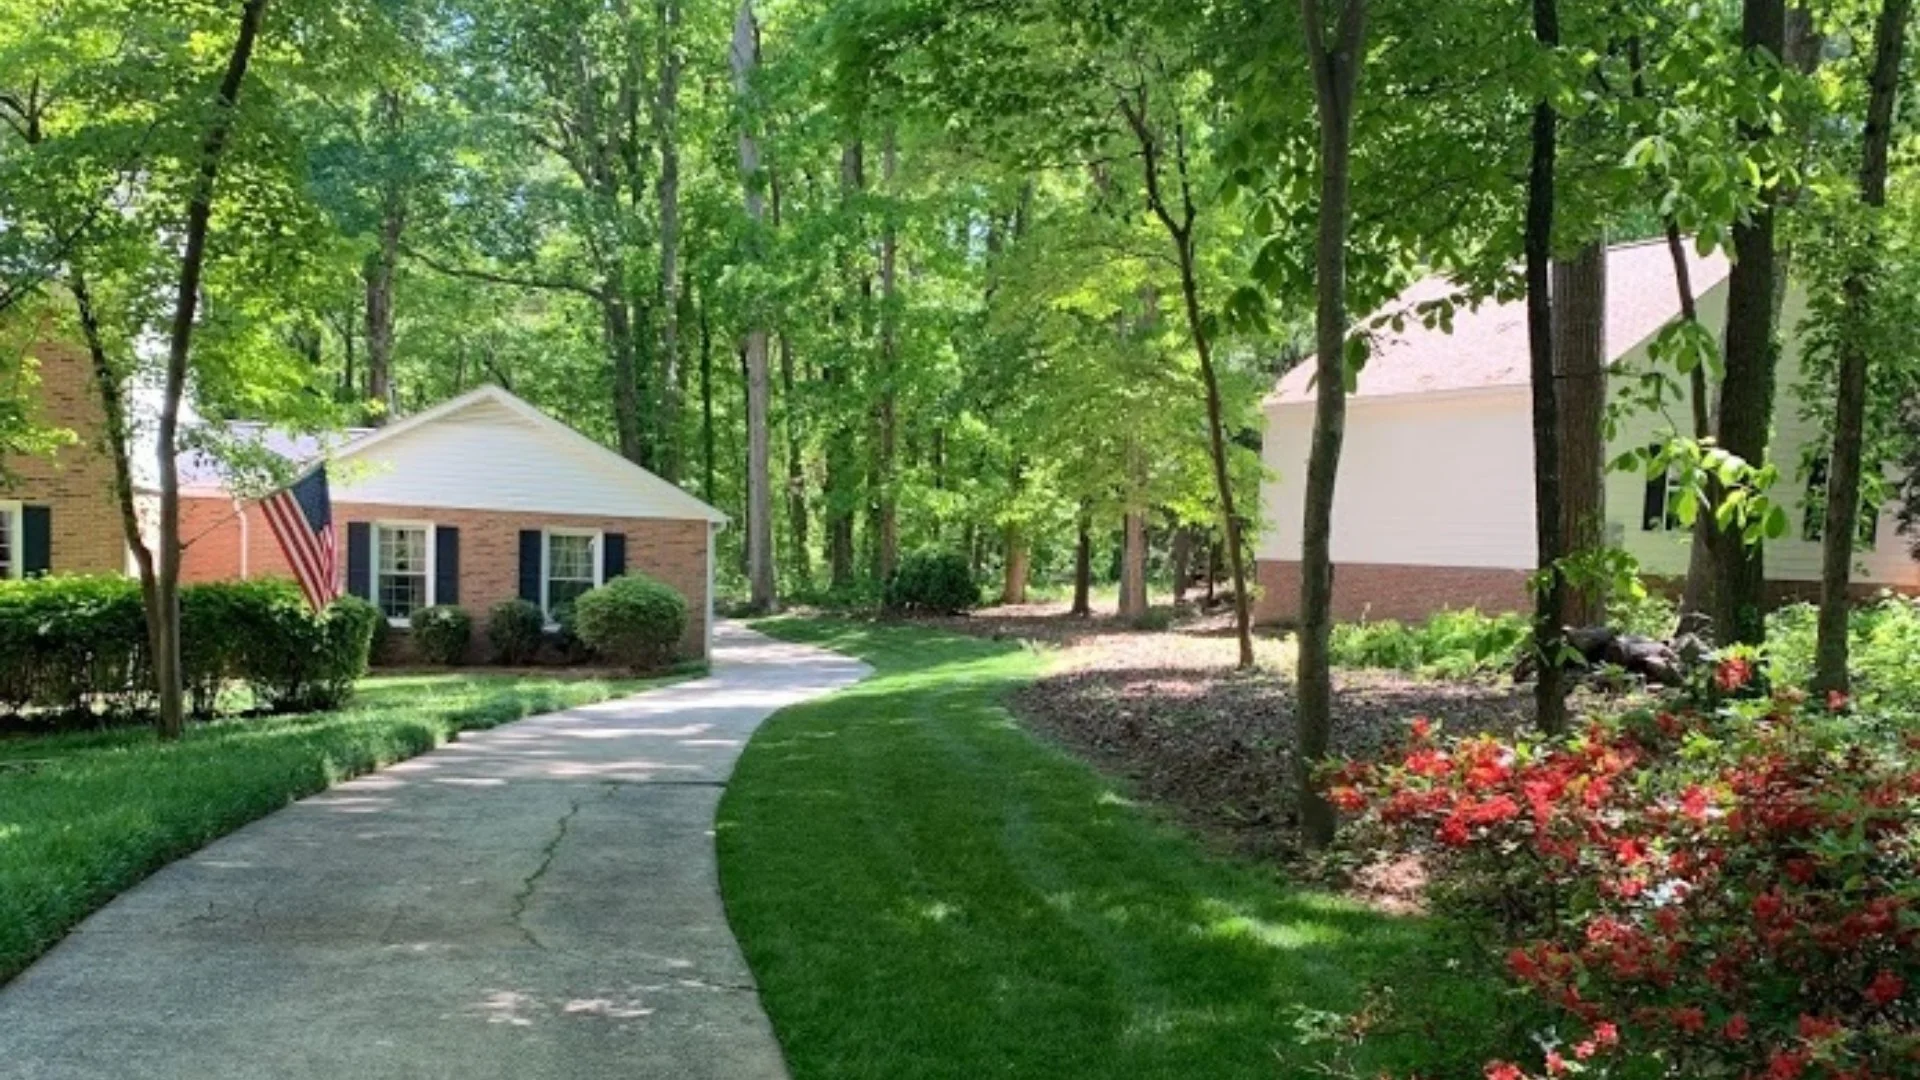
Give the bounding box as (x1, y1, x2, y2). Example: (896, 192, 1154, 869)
(1002, 523, 1028, 605)
(605, 295, 644, 464)
(780, 333, 811, 588)
(1708, 0, 1787, 647)
(1297, 0, 1366, 848)
(1116, 93, 1254, 667)
(698, 281, 716, 502)
(1071, 505, 1093, 617)
(875, 131, 900, 584)
(149, 0, 271, 739)
(1119, 511, 1149, 622)
(653, 0, 684, 481)
(363, 87, 404, 425)
(1666, 225, 1720, 632)
(1815, 0, 1910, 693)
(825, 140, 864, 592)
(1170, 525, 1192, 603)
(1554, 240, 1607, 627)
(731, 0, 775, 613)
(1526, 0, 1568, 735)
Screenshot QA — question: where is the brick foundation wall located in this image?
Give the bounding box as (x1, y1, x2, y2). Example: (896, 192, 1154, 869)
(180, 497, 711, 659)
(1253, 559, 1534, 625)
(0, 336, 126, 573)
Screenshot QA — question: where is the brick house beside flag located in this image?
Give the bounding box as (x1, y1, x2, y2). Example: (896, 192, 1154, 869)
(0, 343, 726, 661)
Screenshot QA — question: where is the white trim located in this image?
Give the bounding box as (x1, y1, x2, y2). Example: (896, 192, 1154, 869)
(0, 500, 20, 581)
(332, 386, 728, 523)
(539, 527, 603, 625)
(371, 519, 436, 627)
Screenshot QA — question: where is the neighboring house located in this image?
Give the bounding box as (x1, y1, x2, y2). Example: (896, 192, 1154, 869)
(0, 332, 127, 579)
(1, 339, 726, 659)
(1255, 239, 1920, 625)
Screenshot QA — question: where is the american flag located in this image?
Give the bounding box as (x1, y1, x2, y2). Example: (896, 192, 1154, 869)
(260, 466, 341, 611)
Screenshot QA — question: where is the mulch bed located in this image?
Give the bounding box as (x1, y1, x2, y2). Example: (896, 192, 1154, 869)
(922, 600, 1537, 863)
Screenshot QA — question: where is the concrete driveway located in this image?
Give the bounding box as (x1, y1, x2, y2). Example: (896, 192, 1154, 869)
(0, 622, 869, 1080)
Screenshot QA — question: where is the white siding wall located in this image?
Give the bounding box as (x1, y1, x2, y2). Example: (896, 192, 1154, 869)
(1259, 279, 1920, 590)
(335, 397, 711, 520)
(1258, 389, 1538, 567)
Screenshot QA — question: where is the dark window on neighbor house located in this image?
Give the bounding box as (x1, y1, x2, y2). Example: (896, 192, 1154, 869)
(0, 502, 16, 580)
(542, 530, 601, 618)
(374, 522, 433, 622)
(1802, 457, 1880, 547)
(1642, 446, 1682, 532)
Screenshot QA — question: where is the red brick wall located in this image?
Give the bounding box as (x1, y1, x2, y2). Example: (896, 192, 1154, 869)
(1253, 559, 1533, 625)
(0, 335, 126, 573)
(180, 497, 710, 658)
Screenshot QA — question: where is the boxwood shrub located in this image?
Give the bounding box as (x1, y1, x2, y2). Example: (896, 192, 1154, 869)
(884, 548, 979, 615)
(487, 599, 546, 665)
(409, 604, 472, 666)
(572, 573, 687, 671)
(0, 575, 379, 723)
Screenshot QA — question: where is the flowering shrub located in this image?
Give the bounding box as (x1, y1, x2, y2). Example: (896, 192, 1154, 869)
(1331, 659, 1920, 1079)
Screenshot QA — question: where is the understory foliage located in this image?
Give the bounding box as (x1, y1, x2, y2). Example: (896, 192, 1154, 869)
(1769, 597, 1920, 713)
(1330, 661, 1920, 1080)
(0, 577, 378, 720)
(571, 573, 688, 671)
(1328, 609, 1530, 678)
(884, 548, 981, 615)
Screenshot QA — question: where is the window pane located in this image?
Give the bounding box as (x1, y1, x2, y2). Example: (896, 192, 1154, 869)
(376, 526, 429, 620)
(546, 533, 596, 617)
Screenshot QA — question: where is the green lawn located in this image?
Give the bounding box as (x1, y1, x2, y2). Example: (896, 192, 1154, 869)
(719, 617, 1513, 1079)
(0, 671, 672, 984)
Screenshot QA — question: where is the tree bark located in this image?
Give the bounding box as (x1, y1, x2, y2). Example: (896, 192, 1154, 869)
(698, 280, 716, 502)
(1709, 0, 1787, 647)
(1297, 0, 1366, 848)
(1526, 0, 1568, 736)
(363, 87, 404, 424)
(825, 141, 863, 592)
(1071, 506, 1093, 617)
(1116, 91, 1254, 667)
(1554, 240, 1606, 627)
(780, 332, 811, 588)
(1814, 0, 1910, 693)
(653, 0, 684, 481)
(875, 131, 900, 584)
(149, 0, 271, 739)
(731, 0, 775, 613)
(1119, 510, 1149, 622)
(1170, 525, 1192, 603)
(1002, 523, 1028, 605)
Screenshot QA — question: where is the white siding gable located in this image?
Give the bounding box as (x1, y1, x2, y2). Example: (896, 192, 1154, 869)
(331, 391, 724, 521)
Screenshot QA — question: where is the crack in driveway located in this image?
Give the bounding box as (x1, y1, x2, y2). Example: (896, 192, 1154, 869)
(509, 785, 616, 948)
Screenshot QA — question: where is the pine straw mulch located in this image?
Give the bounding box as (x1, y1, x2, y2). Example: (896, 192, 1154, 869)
(921, 600, 1538, 866)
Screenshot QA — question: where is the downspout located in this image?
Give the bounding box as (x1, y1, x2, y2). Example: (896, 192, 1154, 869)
(234, 496, 249, 579)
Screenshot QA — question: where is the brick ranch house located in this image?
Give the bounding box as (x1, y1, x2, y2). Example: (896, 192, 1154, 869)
(0, 340, 726, 660)
(1254, 239, 1920, 625)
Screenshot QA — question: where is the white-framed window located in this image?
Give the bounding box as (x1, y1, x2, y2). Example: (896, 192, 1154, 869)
(542, 528, 602, 620)
(373, 521, 434, 625)
(0, 501, 19, 581)
(1640, 445, 1684, 532)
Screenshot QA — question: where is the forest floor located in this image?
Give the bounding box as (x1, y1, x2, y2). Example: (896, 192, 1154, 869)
(908, 599, 1534, 864)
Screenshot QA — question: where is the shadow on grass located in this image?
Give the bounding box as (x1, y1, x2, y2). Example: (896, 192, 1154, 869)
(720, 617, 1515, 1080)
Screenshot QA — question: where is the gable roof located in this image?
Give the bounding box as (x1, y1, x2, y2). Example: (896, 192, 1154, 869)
(1266, 239, 1732, 406)
(328, 385, 728, 524)
(156, 384, 726, 524)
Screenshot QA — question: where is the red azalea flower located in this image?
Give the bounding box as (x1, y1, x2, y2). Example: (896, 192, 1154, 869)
(1329, 786, 1368, 812)
(1715, 657, 1754, 692)
(1768, 1050, 1809, 1080)
(1573, 1040, 1597, 1060)
(1671, 1006, 1706, 1033)
(1544, 1050, 1567, 1075)
(1784, 857, 1817, 884)
(1485, 1062, 1525, 1080)
(1410, 715, 1433, 740)
(1866, 969, 1905, 1007)
(1826, 689, 1850, 712)
(1591, 1022, 1618, 1047)
(1723, 1013, 1749, 1040)
(1797, 1015, 1843, 1041)
(1680, 785, 1711, 821)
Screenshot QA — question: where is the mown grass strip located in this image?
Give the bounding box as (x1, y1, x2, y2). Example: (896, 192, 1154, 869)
(0, 671, 675, 982)
(720, 617, 1510, 1079)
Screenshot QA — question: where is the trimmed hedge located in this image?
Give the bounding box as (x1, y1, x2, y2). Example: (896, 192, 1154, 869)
(572, 573, 688, 671)
(884, 548, 980, 615)
(410, 605, 472, 666)
(0, 575, 379, 723)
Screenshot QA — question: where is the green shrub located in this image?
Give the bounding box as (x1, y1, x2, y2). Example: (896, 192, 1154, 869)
(572, 573, 688, 671)
(884, 548, 980, 615)
(409, 605, 472, 666)
(1607, 590, 1679, 638)
(1329, 609, 1528, 677)
(0, 575, 378, 722)
(1769, 595, 1920, 710)
(487, 599, 546, 665)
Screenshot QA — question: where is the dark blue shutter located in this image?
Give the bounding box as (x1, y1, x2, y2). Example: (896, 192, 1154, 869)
(434, 526, 460, 605)
(345, 522, 372, 600)
(518, 530, 542, 604)
(602, 532, 626, 581)
(21, 505, 50, 576)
